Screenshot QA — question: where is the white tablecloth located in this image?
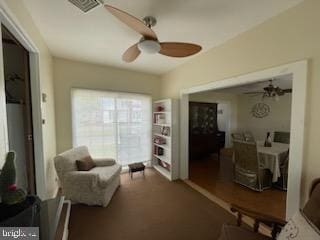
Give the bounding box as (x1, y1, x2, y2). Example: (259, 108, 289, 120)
(256, 141, 289, 182)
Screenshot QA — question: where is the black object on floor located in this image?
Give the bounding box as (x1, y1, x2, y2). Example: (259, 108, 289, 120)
(128, 162, 145, 179)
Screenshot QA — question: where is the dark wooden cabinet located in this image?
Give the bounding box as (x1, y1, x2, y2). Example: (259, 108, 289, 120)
(189, 102, 225, 160)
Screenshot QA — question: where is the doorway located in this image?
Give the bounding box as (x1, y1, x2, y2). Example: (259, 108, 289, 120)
(179, 61, 307, 220)
(188, 77, 292, 220)
(1, 25, 36, 194)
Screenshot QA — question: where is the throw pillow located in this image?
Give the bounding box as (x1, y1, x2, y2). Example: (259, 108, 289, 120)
(277, 210, 320, 240)
(76, 156, 95, 171)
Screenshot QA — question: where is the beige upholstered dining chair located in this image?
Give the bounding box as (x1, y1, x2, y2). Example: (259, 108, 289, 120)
(275, 149, 290, 191)
(243, 131, 255, 142)
(233, 140, 272, 192)
(231, 133, 245, 141)
(273, 131, 290, 144)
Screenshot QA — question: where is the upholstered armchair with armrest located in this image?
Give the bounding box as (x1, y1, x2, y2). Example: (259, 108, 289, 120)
(218, 178, 320, 240)
(54, 146, 122, 207)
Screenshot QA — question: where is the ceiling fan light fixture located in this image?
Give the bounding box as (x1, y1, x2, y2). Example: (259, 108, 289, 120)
(138, 40, 161, 54)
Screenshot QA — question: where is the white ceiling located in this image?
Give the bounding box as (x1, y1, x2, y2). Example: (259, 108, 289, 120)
(22, 0, 303, 75)
(201, 74, 293, 95)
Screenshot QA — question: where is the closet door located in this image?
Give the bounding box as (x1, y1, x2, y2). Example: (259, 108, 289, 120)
(0, 25, 9, 168)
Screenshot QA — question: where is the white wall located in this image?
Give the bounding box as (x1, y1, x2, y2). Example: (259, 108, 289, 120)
(189, 92, 239, 147)
(237, 94, 292, 140)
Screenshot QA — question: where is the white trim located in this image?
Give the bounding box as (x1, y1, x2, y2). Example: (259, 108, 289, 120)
(184, 180, 272, 237)
(0, 4, 47, 199)
(0, 26, 9, 162)
(63, 200, 72, 240)
(180, 60, 308, 220)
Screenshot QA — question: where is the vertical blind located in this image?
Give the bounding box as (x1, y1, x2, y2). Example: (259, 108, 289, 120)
(71, 88, 152, 166)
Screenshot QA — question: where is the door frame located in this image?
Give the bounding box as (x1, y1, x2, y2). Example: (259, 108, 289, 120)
(0, 5, 46, 199)
(180, 60, 308, 220)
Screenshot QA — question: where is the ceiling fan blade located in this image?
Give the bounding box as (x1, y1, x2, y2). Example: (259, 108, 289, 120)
(122, 43, 141, 62)
(104, 4, 157, 40)
(283, 89, 292, 93)
(159, 42, 202, 57)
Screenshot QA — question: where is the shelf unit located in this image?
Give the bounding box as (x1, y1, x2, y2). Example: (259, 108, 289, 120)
(152, 99, 179, 180)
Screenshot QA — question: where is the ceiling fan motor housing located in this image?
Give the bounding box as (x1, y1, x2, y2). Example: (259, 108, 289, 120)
(138, 39, 161, 54)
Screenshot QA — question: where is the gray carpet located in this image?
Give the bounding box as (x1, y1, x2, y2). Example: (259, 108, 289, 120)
(69, 168, 234, 240)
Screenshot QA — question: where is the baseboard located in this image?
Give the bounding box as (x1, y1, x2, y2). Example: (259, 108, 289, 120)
(63, 200, 72, 240)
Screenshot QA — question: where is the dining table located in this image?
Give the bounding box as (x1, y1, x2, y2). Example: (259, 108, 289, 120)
(256, 140, 290, 182)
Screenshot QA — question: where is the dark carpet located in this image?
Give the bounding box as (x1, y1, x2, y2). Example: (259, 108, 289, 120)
(69, 168, 234, 240)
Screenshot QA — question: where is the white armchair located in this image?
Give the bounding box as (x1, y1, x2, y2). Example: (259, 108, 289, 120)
(54, 146, 121, 207)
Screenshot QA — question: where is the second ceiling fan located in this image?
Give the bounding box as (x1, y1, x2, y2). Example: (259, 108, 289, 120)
(244, 80, 292, 98)
(104, 4, 202, 63)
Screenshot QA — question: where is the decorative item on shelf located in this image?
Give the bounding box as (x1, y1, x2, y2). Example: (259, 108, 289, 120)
(156, 105, 165, 112)
(158, 159, 170, 171)
(264, 132, 272, 147)
(0, 152, 41, 226)
(161, 126, 170, 136)
(251, 102, 270, 118)
(154, 137, 166, 145)
(156, 114, 166, 124)
(154, 146, 164, 156)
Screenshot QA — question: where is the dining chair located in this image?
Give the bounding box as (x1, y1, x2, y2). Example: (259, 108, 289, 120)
(273, 131, 290, 144)
(233, 140, 272, 191)
(219, 178, 320, 240)
(243, 132, 255, 142)
(274, 149, 289, 191)
(231, 133, 244, 141)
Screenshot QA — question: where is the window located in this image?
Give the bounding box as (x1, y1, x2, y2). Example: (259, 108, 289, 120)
(71, 89, 152, 166)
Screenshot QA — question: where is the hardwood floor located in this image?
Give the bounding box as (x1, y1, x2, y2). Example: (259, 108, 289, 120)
(189, 149, 287, 220)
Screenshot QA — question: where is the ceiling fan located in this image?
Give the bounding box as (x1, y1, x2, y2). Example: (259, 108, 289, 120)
(104, 4, 202, 63)
(244, 80, 292, 98)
